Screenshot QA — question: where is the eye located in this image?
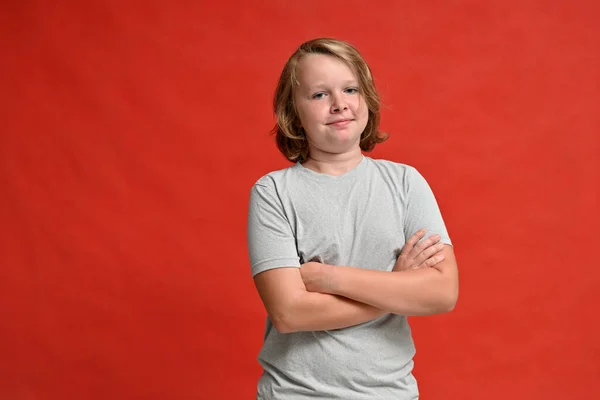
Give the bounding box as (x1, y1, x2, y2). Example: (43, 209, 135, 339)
(312, 92, 326, 99)
(345, 87, 359, 94)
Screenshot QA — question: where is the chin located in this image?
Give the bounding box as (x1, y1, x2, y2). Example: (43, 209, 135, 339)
(325, 138, 362, 154)
(337, 132, 362, 145)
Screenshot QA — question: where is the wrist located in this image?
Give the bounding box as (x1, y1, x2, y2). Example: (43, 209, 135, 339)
(322, 264, 341, 295)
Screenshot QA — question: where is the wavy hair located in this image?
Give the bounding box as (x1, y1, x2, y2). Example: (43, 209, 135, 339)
(272, 38, 388, 163)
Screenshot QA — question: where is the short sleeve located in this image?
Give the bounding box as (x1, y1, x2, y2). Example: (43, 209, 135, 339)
(247, 182, 301, 277)
(403, 167, 452, 246)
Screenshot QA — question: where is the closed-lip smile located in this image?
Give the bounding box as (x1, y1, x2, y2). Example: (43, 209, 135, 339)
(327, 118, 353, 126)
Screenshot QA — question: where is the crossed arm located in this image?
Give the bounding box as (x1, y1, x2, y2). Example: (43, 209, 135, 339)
(253, 230, 459, 334)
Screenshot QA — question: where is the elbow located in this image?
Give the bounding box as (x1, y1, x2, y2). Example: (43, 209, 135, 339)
(433, 272, 459, 314)
(440, 297, 457, 313)
(269, 303, 302, 334)
(438, 287, 459, 313)
(418, 284, 458, 315)
(271, 314, 298, 334)
(422, 296, 456, 316)
(268, 292, 307, 334)
(274, 323, 296, 334)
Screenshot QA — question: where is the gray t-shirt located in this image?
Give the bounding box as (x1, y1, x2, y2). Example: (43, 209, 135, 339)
(247, 156, 451, 399)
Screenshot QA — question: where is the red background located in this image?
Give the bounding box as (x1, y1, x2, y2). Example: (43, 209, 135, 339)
(1, 1, 598, 399)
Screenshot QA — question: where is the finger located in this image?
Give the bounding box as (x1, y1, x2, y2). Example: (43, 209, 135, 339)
(400, 229, 426, 256)
(393, 255, 413, 272)
(412, 250, 443, 269)
(422, 254, 445, 268)
(409, 233, 441, 259)
(415, 242, 445, 266)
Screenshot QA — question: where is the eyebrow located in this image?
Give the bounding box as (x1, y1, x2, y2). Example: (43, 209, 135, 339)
(306, 80, 359, 91)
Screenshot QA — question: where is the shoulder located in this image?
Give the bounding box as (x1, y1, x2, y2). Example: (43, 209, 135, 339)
(365, 157, 422, 184)
(365, 158, 436, 200)
(251, 164, 299, 191)
(368, 157, 411, 170)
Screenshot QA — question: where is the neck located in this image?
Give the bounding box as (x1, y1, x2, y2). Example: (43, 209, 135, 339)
(301, 148, 363, 176)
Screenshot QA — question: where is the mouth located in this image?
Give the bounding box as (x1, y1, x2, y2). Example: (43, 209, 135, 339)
(327, 119, 353, 127)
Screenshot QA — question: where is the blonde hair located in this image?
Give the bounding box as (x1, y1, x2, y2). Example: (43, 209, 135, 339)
(272, 38, 388, 163)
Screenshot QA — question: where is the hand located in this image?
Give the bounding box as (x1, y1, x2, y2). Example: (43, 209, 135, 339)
(393, 229, 446, 272)
(300, 261, 335, 294)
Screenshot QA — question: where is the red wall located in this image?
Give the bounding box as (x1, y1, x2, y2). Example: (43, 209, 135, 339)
(1, 1, 598, 398)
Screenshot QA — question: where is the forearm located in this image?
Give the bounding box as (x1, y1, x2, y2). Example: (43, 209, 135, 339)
(325, 264, 458, 316)
(274, 291, 386, 333)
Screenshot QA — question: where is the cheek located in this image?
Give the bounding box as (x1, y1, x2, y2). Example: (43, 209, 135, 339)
(354, 99, 369, 132)
(350, 95, 365, 111)
(354, 99, 369, 120)
(302, 104, 325, 124)
(295, 105, 312, 128)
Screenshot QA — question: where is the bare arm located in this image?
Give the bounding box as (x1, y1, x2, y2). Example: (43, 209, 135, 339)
(253, 230, 445, 333)
(254, 267, 385, 333)
(302, 244, 459, 316)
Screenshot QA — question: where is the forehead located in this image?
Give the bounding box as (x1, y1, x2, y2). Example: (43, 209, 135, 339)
(295, 54, 357, 86)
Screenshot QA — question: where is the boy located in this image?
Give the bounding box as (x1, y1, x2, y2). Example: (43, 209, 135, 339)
(247, 38, 458, 399)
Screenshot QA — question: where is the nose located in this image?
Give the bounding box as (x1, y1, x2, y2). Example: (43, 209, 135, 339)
(330, 93, 348, 113)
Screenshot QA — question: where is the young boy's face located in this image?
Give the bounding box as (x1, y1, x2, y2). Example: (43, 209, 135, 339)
(294, 54, 369, 158)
